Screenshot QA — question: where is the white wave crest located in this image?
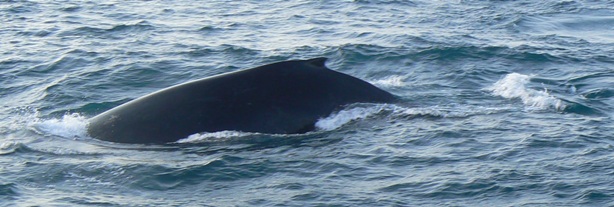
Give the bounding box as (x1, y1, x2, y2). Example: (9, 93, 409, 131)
(31, 113, 88, 139)
(315, 105, 387, 131)
(487, 73, 565, 110)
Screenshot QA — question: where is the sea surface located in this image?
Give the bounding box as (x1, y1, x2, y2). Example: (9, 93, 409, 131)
(2, 0, 614, 206)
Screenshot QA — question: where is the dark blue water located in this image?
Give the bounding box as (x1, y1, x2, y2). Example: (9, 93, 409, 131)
(2, 0, 614, 206)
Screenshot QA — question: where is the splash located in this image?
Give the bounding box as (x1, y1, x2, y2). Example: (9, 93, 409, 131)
(487, 73, 565, 111)
(315, 105, 387, 131)
(31, 113, 89, 139)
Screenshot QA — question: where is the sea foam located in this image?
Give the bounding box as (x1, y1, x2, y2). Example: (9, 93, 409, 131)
(487, 73, 565, 111)
(31, 113, 89, 139)
(176, 130, 256, 143)
(315, 104, 388, 131)
(371, 75, 407, 87)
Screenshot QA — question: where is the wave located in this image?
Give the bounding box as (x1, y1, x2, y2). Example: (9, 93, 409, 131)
(58, 21, 155, 39)
(318, 103, 513, 131)
(334, 43, 572, 74)
(352, 0, 417, 5)
(583, 88, 614, 99)
(486, 73, 566, 111)
(0, 182, 18, 200)
(127, 155, 269, 190)
(180, 44, 262, 60)
(516, 10, 614, 43)
(0, 142, 30, 155)
(315, 104, 389, 131)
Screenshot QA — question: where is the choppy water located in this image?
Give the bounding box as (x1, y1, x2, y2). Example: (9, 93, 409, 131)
(2, 0, 614, 206)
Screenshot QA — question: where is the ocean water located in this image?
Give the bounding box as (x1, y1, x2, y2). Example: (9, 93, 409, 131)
(1, 0, 614, 206)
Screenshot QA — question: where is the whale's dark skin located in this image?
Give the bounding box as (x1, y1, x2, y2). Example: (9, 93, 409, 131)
(87, 58, 396, 144)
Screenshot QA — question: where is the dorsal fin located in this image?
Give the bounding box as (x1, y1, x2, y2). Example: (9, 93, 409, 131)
(305, 57, 328, 68)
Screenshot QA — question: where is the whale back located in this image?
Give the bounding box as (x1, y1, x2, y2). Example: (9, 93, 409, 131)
(87, 58, 395, 144)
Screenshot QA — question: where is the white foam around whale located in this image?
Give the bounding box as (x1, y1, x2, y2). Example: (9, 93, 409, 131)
(30, 113, 89, 139)
(176, 131, 257, 143)
(315, 104, 388, 131)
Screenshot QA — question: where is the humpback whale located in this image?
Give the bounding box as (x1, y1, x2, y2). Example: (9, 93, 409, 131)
(87, 58, 395, 144)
